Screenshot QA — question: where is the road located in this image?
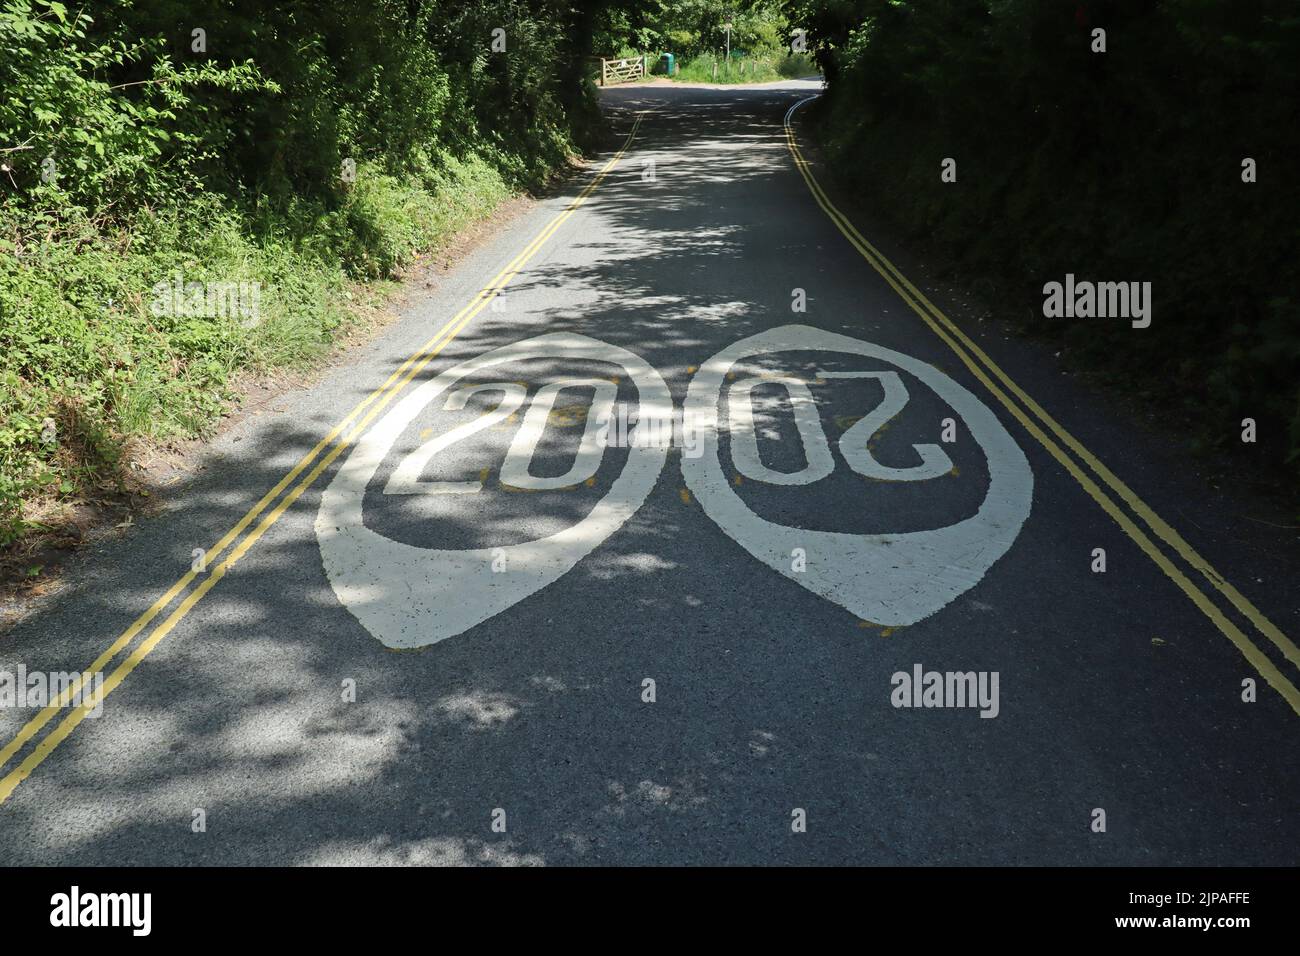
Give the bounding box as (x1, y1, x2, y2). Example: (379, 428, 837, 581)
(1, 80, 1297, 866)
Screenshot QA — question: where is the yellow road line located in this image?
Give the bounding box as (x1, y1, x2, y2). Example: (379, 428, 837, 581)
(0, 306, 470, 772)
(0, 113, 647, 803)
(782, 99, 1300, 714)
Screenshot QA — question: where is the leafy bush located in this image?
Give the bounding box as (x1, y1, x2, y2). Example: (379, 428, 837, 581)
(598, 0, 802, 66)
(0, 0, 601, 546)
(0, 0, 268, 209)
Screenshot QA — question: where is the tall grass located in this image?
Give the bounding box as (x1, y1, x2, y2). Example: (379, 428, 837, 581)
(0, 153, 520, 546)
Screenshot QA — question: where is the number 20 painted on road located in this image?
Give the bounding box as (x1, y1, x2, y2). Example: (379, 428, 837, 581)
(316, 325, 1033, 648)
(728, 369, 953, 486)
(383, 378, 619, 495)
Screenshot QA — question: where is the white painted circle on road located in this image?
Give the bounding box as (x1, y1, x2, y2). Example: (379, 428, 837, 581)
(316, 332, 670, 649)
(681, 324, 1033, 626)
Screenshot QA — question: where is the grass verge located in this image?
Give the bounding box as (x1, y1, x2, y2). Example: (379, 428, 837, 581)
(666, 52, 815, 84)
(0, 149, 526, 551)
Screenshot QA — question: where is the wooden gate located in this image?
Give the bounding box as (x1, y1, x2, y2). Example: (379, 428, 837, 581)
(598, 56, 646, 86)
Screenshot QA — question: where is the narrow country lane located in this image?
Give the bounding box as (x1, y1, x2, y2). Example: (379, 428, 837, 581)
(1, 81, 1296, 866)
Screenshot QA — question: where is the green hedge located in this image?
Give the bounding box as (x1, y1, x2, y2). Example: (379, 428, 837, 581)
(799, 0, 1300, 483)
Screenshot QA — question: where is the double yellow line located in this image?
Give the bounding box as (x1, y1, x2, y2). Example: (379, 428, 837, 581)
(0, 112, 648, 805)
(783, 95, 1300, 715)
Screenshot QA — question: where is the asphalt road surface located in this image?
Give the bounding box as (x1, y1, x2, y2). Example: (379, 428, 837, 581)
(2, 80, 1297, 866)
